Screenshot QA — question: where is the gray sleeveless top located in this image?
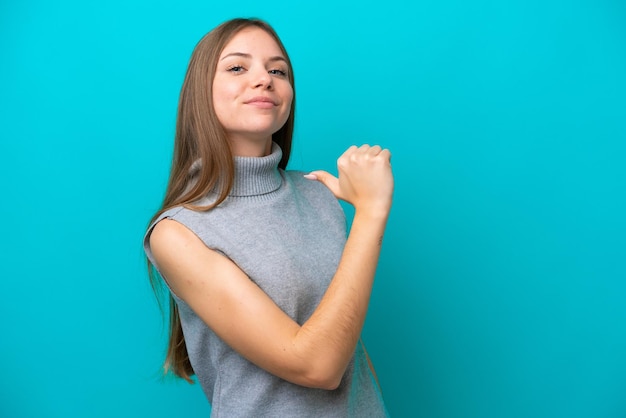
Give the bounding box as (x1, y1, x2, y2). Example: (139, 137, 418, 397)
(144, 143, 388, 417)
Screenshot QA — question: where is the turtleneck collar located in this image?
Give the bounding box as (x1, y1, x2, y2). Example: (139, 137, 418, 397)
(229, 142, 283, 197)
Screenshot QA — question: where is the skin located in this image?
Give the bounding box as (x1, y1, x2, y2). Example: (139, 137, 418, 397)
(150, 27, 394, 390)
(212, 27, 293, 157)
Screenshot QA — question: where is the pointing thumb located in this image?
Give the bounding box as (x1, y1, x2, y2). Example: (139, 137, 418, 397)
(304, 170, 342, 199)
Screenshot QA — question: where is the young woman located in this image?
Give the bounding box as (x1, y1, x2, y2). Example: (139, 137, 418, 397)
(144, 18, 393, 417)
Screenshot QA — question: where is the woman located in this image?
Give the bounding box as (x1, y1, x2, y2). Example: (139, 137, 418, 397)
(144, 18, 393, 417)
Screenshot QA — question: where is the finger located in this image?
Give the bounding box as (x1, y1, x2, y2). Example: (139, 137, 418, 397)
(337, 146, 357, 167)
(379, 148, 391, 160)
(337, 145, 359, 170)
(362, 145, 390, 158)
(368, 145, 382, 155)
(341, 145, 358, 157)
(304, 170, 342, 199)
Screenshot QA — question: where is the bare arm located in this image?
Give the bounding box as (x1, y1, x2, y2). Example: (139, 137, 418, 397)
(150, 144, 393, 390)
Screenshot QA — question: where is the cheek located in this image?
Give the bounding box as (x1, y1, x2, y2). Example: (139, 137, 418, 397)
(212, 82, 238, 123)
(281, 85, 294, 111)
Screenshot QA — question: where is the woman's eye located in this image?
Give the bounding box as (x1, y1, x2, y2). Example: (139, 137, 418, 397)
(227, 65, 245, 73)
(269, 69, 287, 76)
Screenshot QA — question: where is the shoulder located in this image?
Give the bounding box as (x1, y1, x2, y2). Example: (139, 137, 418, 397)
(147, 203, 217, 243)
(282, 169, 346, 224)
(283, 169, 335, 199)
(144, 204, 214, 270)
(150, 218, 194, 246)
(149, 219, 204, 265)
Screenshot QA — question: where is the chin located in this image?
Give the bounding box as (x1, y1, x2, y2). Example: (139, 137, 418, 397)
(245, 124, 285, 137)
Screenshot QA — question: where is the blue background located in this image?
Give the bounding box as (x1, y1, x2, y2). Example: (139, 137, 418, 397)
(1, 0, 625, 417)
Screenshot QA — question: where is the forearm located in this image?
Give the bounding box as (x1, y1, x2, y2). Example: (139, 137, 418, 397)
(293, 210, 388, 387)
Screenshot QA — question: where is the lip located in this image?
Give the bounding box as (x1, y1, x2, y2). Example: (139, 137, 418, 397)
(244, 96, 278, 107)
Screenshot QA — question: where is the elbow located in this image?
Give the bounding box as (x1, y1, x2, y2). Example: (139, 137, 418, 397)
(310, 374, 342, 391)
(287, 335, 348, 390)
(321, 376, 342, 391)
(299, 365, 344, 390)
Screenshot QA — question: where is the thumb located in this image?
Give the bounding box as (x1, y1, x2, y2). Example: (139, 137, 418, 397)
(304, 170, 342, 199)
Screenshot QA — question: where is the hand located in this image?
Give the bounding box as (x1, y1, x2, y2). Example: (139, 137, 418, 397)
(305, 145, 394, 216)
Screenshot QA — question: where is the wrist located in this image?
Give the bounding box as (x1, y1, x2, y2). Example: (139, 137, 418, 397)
(354, 201, 391, 221)
(353, 207, 390, 225)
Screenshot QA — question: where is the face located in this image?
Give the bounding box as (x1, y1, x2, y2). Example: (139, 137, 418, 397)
(212, 27, 293, 150)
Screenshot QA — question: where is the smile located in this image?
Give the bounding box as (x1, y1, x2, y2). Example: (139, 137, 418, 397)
(244, 96, 277, 108)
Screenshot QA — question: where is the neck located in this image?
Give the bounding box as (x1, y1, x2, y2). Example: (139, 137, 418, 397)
(228, 136, 273, 157)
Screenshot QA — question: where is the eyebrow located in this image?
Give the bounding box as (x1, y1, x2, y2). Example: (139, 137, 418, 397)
(220, 52, 287, 63)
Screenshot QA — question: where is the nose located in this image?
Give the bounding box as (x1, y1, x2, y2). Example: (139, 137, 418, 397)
(252, 66, 273, 89)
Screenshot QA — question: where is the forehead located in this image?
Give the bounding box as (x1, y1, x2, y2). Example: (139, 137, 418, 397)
(219, 27, 284, 58)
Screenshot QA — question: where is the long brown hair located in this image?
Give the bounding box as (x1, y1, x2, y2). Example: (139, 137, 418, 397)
(147, 18, 296, 382)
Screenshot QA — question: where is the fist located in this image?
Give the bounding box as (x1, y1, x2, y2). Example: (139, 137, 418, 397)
(306, 145, 394, 215)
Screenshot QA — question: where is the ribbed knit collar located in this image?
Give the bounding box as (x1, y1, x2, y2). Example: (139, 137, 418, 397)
(229, 142, 283, 197)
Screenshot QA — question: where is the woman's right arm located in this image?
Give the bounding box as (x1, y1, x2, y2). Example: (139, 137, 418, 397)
(149, 144, 393, 390)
